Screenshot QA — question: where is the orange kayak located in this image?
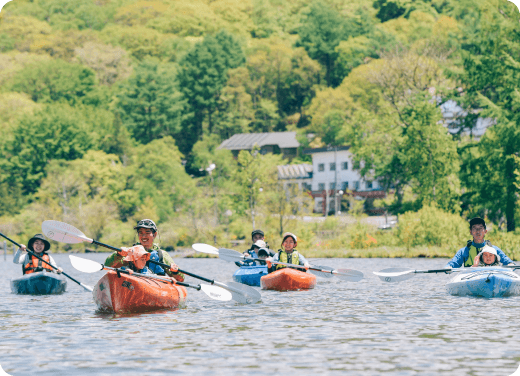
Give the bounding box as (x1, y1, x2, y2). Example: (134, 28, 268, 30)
(260, 268, 316, 291)
(93, 270, 187, 313)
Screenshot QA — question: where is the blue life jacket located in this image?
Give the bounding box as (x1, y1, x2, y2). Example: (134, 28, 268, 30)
(243, 249, 258, 265)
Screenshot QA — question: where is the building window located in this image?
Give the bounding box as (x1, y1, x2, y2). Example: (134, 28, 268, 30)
(318, 163, 324, 172)
(318, 183, 325, 191)
(342, 181, 349, 190)
(342, 162, 348, 170)
(330, 162, 336, 171)
(366, 181, 373, 189)
(354, 181, 360, 190)
(330, 182, 336, 190)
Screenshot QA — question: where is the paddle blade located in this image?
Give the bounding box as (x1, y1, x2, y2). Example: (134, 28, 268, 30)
(42, 220, 92, 244)
(215, 281, 262, 304)
(199, 284, 233, 301)
(334, 269, 364, 282)
(373, 267, 415, 283)
(69, 255, 103, 273)
(192, 243, 219, 255)
(218, 248, 244, 263)
(79, 283, 94, 292)
(309, 265, 334, 279)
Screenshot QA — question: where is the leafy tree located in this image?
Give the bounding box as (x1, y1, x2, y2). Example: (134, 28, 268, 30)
(74, 42, 132, 85)
(296, 0, 371, 87)
(129, 137, 197, 221)
(146, 1, 223, 36)
(115, 58, 186, 145)
(456, 1, 520, 231)
(177, 30, 245, 153)
(8, 59, 96, 105)
(233, 147, 282, 229)
(373, 0, 406, 22)
(0, 104, 93, 195)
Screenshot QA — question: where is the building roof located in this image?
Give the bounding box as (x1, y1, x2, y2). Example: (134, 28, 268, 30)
(219, 132, 300, 150)
(278, 164, 313, 180)
(303, 146, 350, 154)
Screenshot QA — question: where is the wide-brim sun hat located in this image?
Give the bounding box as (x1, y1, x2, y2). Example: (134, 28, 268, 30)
(252, 240, 267, 249)
(28, 234, 51, 253)
(478, 245, 500, 263)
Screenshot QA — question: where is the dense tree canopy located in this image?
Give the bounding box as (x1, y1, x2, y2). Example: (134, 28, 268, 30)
(2, 0, 520, 250)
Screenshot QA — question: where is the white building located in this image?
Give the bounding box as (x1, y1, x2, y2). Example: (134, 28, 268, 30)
(303, 147, 383, 214)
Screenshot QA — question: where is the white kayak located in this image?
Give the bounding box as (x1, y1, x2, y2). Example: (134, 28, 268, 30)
(446, 267, 520, 298)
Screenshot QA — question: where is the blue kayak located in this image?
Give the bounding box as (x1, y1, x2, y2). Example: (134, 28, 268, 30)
(446, 267, 520, 298)
(11, 271, 67, 295)
(233, 265, 268, 287)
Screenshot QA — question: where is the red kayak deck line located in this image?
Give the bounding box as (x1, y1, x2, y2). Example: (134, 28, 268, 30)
(93, 270, 187, 313)
(260, 268, 317, 291)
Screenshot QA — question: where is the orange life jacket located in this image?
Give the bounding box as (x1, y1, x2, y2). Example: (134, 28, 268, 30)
(23, 253, 54, 274)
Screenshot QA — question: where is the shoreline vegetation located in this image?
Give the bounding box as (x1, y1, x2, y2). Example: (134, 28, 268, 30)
(2, 1, 520, 265)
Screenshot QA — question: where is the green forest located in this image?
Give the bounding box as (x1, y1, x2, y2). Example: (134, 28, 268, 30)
(1, 0, 520, 258)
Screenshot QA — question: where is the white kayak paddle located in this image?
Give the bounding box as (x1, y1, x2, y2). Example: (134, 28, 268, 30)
(192, 243, 219, 255)
(44, 220, 257, 304)
(69, 255, 232, 302)
(373, 267, 463, 283)
(218, 248, 364, 282)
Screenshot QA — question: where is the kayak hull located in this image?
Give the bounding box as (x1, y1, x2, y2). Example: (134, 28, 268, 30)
(446, 268, 520, 298)
(10, 271, 67, 295)
(233, 265, 268, 286)
(260, 268, 316, 291)
(93, 271, 187, 313)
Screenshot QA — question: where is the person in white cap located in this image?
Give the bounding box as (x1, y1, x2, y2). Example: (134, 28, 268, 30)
(237, 239, 271, 267)
(472, 245, 502, 267)
(266, 232, 310, 273)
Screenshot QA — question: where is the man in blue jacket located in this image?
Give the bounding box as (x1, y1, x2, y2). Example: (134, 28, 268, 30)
(445, 217, 515, 269)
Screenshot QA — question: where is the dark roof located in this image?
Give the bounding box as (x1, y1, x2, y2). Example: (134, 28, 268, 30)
(278, 164, 313, 180)
(218, 132, 299, 150)
(303, 146, 350, 154)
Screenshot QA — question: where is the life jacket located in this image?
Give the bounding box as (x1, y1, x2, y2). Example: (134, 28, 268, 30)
(463, 240, 493, 267)
(144, 250, 166, 275)
(276, 249, 300, 270)
(23, 253, 53, 275)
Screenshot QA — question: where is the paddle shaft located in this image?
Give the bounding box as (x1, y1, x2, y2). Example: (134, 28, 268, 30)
(243, 256, 308, 270)
(147, 260, 215, 284)
(0, 231, 89, 289)
(78, 237, 216, 284)
(100, 263, 202, 290)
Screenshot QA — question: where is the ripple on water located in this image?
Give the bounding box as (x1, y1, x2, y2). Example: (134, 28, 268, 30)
(1, 254, 520, 375)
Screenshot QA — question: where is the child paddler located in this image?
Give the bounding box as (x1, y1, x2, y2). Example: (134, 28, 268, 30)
(104, 219, 184, 281)
(444, 217, 515, 269)
(471, 245, 502, 267)
(13, 234, 63, 274)
(265, 232, 310, 273)
(236, 229, 272, 267)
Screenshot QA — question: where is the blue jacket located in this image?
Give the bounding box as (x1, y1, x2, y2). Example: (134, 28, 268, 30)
(445, 242, 514, 268)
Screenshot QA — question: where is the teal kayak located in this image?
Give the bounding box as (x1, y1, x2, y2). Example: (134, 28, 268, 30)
(446, 267, 520, 298)
(11, 271, 67, 295)
(232, 265, 268, 287)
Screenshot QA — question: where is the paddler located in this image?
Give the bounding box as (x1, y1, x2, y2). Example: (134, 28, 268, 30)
(444, 217, 515, 269)
(104, 219, 184, 281)
(236, 239, 272, 267)
(13, 234, 63, 274)
(471, 245, 502, 267)
(265, 232, 310, 273)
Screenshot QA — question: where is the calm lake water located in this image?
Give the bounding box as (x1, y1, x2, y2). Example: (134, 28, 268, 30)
(1, 253, 520, 376)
